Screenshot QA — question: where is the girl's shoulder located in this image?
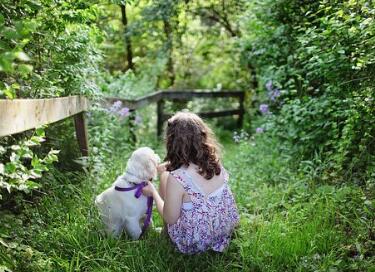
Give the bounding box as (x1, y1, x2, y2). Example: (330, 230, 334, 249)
(169, 165, 186, 178)
(220, 164, 229, 182)
(168, 166, 189, 185)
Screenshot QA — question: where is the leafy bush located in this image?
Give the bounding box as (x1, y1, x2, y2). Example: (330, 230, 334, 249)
(0, 0, 103, 99)
(0, 0, 104, 195)
(87, 102, 136, 181)
(241, 0, 375, 182)
(0, 128, 59, 199)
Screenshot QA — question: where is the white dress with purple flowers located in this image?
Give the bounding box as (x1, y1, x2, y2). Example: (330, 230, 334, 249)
(167, 167, 239, 254)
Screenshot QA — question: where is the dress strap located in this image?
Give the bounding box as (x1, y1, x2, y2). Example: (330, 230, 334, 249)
(221, 165, 229, 183)
(169, 169, 201, 198)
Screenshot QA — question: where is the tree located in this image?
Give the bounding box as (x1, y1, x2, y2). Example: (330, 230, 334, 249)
(120, 3, 135, 71)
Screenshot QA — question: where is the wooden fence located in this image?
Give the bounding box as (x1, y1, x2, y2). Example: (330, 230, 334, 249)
(105, 90, 245, 137)
(0, 90, 244, 156)
(0, 96, 89, 156)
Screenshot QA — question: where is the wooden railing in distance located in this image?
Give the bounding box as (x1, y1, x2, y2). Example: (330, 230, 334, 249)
(0, 96, 90, 156)
(105, 90, 245, 137)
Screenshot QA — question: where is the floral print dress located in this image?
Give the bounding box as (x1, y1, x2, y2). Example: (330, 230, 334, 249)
(167, 166, 239, 254)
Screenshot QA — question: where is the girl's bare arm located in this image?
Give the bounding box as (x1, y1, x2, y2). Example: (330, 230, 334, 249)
(142, 174, 183, 225)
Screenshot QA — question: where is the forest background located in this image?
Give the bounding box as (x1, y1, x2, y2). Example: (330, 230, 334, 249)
(0, 0, 374, 271)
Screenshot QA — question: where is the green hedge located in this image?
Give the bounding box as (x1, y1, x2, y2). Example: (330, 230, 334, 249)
(0, 0, 103, 99)
(242, 0, 375, 182)
(0, 0, 104, 196)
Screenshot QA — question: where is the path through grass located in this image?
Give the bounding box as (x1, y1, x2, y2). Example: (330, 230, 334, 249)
(0, 136, 374, 271)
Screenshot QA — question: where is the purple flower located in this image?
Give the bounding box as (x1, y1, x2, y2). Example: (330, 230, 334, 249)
(265, 80, 273, 92)
(259, 104, 269, 114)
(109, 100, 122, 113)
(270, 89, 281, 101)
(256, 127, 264, 133)
(118, 107, 130, 118)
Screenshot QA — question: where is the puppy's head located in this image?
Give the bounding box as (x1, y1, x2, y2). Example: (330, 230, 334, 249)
(124, 147, 160, 184)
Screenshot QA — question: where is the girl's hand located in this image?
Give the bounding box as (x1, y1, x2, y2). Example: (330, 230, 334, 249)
(157, 162, 168, 175)
(142, 181, 156, 197)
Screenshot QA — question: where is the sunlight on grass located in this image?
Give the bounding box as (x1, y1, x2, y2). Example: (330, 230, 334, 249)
(1, 133, 373, 271)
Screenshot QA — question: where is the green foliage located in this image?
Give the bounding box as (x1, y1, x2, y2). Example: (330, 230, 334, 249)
(100, 69, 162, 99)
(0, 0, 105, 195)
(1, 1, 374, 270)
(1, 135, 373, 271)
(0, 128, 59, 199)
(0, 0, 103, 99)
(87, 103, 135, 179)
(242, 0, 375, 181)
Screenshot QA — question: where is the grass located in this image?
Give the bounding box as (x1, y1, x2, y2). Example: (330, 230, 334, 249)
(0, 132, 374, 271)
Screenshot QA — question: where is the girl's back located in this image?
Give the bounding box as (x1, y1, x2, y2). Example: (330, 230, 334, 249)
(142, 111, 239, 254)
(167, 164, 239, 254)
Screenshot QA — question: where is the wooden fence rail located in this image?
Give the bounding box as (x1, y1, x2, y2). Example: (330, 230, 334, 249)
(105, 90, 245, 137)
(0, 96, 89, 156)
(0, 90, 244, 156)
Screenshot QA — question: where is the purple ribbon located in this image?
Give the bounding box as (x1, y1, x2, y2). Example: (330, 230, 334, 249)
(115, 182, 153, 237)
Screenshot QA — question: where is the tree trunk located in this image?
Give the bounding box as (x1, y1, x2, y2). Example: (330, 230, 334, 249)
(120, 4, 134, 71)
(248, 62, 258, 90)
(163, 19, 175, 87)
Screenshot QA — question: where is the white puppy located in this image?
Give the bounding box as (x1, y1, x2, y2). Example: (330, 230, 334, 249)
(95, 147, 160, 239)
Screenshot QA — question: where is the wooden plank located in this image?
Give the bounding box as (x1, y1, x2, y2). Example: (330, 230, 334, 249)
(0, 96, 89, 137)
(162, 90, 243, 100)
(74, 112, 89, 156)
(105, 91, 163, 110)
(199, 109, 242, 118)
(104, 90, 243, 110)
(162, 109, 242, 120)
(104, 90, 245, 138)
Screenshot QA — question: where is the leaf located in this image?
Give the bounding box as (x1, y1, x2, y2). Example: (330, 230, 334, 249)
(35, 127, 46, 137)
(24, 140, 39, 147)
(25, 180, 40, 189)
(31, 156, 41, 168)
(4, 162, 16, 174)
(10, 145, 20, 151)
(18, 64, 33, 75)
(0, 55, 13, 72)
(15, 51, 30, 61)
(30, 136, 45, 145)
(0, 14, 4, 26)
(29, 169, 42, 179)
(3, 87, 16, 99)
(2, 27, 20, 40)
(43, 150, 59, 164)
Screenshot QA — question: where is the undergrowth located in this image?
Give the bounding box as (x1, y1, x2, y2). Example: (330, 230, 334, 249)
(0, 132, 374, 271)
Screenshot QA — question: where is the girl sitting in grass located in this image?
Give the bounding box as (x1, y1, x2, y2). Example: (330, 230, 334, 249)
(142, 111, 239, 254)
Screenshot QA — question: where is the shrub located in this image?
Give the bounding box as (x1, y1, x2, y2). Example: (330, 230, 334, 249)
(241, 0, 375, 182)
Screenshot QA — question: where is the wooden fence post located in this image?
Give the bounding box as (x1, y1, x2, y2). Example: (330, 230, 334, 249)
(129, 113, 137, 144)
(157, 99, 165, 138)
(238, 92, 245, 128)
(74, 112, 89, 156)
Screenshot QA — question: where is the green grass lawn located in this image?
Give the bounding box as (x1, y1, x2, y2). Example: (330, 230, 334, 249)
(1, 136, 374, 271)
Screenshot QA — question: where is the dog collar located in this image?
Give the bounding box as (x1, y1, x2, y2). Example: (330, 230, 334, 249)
(115, 182, 145, 197)
(114, 182, 153, 237)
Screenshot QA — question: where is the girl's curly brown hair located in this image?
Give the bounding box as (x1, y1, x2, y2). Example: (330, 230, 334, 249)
(165, 111, 222, 179)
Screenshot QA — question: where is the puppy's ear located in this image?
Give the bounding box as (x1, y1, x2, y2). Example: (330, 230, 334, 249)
(144, 153, 160, 180)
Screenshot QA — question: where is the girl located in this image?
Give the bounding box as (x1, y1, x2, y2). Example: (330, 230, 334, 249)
(142, 111, 239, 254)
